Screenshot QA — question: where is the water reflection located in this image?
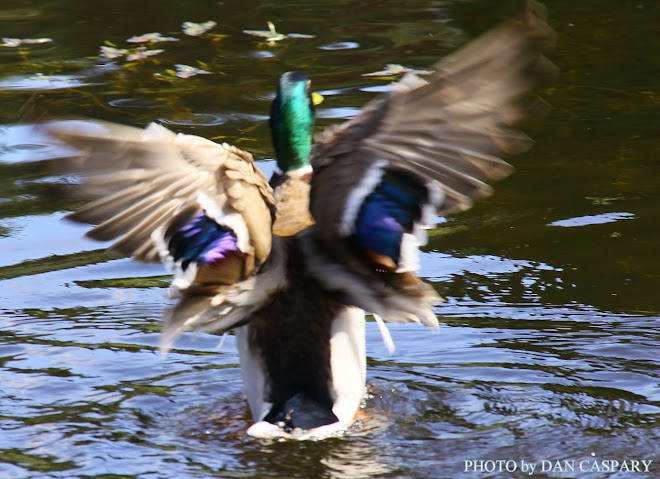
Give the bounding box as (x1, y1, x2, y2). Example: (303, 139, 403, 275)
(159, 112, 267, 127)
(318, 41, 360, 50)
(107, 97, 163, 109)
(548, 212, 636, 228)
(0, 73, 93, 91)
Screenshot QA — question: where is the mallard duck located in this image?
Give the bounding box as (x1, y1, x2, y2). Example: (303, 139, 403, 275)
(39, 2, 555, 439)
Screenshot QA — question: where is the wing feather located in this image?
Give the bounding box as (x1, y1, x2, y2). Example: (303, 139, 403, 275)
(44, 120, 274, 264)
(40, 119, 281, 346)
(305, 0, 556, 325)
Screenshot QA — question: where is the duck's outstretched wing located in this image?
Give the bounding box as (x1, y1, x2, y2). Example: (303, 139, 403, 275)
(304, 1, 557, 327)
(41, 120, 284, 349)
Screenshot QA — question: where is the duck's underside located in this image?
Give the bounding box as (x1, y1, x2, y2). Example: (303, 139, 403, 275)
(236, 237, 366, 439)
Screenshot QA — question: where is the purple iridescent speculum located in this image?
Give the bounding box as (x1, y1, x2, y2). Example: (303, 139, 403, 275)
(169, 213, 240, 268)
(201, 233, 239, 264)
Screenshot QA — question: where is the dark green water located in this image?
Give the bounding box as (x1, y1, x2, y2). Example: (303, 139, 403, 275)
(0, 0, 658, 478)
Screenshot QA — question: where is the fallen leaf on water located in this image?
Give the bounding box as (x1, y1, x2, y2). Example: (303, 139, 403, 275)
(154, 63, 213, 80)
(243, 21, 314, 44)
(99, 44, 164, 61)
(125, 47, 165, 61)
(174, 63, 211, 78)
(99, 45, 129, 59)
(126, 32, 178, 43)
(182, 21, 217, 36)
(2, 37, 53, 47)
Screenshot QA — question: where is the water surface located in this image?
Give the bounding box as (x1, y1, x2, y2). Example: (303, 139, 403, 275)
(1, 0, 658, 478)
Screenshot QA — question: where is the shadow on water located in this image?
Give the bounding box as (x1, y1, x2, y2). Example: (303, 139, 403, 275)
(0, 0, 658, 477)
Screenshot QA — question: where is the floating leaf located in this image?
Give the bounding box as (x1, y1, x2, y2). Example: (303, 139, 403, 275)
(125, 47, 165, 61)
(182, 21, 217, 36)
(155, 64, 212, 80)
(287, 33, 315, 39)
(243, 21, 314, 44)
(27, 38, 53, 44)
(2, 37, 53, 47)
(126, 32, 178, 43)
(174, 64, 211, 78)
(99, 43, 165, 62)
(586, 196, 625, 206)
(363, 63, 434, 77)
(1, 38, 22, 47)
(244, 22, 285, 42)
(100, 45, 129, 59)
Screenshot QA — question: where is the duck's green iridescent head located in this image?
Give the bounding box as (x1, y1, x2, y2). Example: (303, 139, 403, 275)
(270, 71, 316, 173)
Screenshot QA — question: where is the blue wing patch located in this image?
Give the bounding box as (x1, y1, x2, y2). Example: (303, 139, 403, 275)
(352, 171, 427, 270)
(168, 213, 240, 270)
